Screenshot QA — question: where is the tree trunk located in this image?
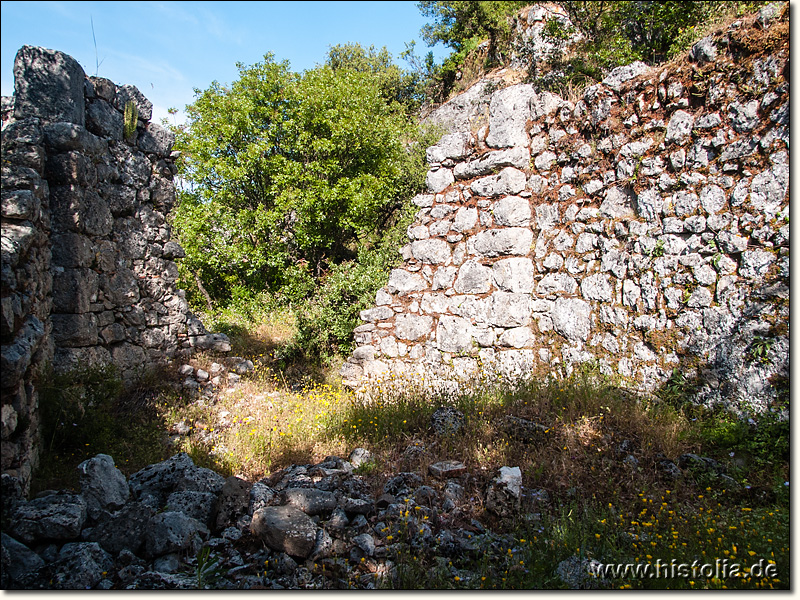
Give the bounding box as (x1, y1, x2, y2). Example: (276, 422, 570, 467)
(194, 272, 214, 312)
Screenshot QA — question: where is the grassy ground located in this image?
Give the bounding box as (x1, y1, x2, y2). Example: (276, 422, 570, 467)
(31, 308, 789, 589)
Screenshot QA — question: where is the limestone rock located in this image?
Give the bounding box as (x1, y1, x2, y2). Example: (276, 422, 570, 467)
(0, 533, 44, 588)
(411, 239, 451, 264)
(87, 501, 154, 556)
(430, 407, 465, 436)
(485, 84, 535, 148)
(387, 268, 426, 295)
(10, 492, 87, 545)
(128, 453, 197, 505)
(468, 228, 533, 257)
(557, 555, 607, 589)
(580, 273, 614, 302)
(739, 250, 775, 279)
(214, 476, 251, 531)
(348, 448, 374, 469)
(485, 466, 522, 517)
(49, 542, 113, 590)
(454, 146, 529, 179)
(690, 36, 718, 64)
(360, 306, 394, 323)
(250, 506, 318, 559)
(144, 511, 209, 558)
(551, 298, 591, 343)
(281, 488, 337, 516)
(452, 206, 478, 232)
(436, 315, 474, 353)
(454, 259, 492, 294)
(165, 491, 217, 526)
(13, 46, 85, 125)
(492, 257, 534, 293)
(490, 292, 531, 328)
(115, 84, 153, 121)
(498, 327, 535, 348)
(428, 461, 467, 479)
(537, 273, 578, 296)
(426, 168, 454, 193)
(395, 314, 433, 341)
(426, 132, 470, 164)
(471, 167, 526, 197)
(601, 61, 649, 92)
(492, 195, 531, 227)
(77, 453, 130, 520)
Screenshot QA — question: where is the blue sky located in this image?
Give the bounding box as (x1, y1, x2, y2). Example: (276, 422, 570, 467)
(1, 1, 449, 124)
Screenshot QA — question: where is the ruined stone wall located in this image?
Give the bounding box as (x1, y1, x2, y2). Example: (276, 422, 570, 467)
(1, 46, 199, 490)
(342, 9, 789, 414)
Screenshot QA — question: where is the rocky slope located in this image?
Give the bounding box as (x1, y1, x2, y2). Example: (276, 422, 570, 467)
(2, 406, 737, 590)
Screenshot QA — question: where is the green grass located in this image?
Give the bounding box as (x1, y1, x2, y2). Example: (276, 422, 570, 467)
(33, 364, 177, 492)
(28, 320, 789, 590)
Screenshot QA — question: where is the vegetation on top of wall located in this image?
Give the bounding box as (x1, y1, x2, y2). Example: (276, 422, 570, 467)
(414, 1, 773, 101)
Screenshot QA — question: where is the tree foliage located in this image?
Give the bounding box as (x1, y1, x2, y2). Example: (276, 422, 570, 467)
(418, 1, 529, 59)
(416, 0, 772, 97)
(173, 49, 428, 307)
(326, 43, 425, 110)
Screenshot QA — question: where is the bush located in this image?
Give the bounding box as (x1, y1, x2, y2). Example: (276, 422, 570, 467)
(292, 207, 414, 362)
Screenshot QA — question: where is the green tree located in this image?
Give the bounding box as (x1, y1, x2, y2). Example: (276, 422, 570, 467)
(418, 1, 528, 63)
(415, 0, 772, 97)
(172, 49, 429, 317)
(326, 43, 424, 110)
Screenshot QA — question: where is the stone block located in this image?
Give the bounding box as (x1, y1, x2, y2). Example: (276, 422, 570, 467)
(51, 313, 98, 347)
(52, 268, 98, 313)
(13, 46, 85, 125)
(471, 167, 526, 197)
(454, 259, 492, 294)
(486, 84, 535, 148)
(489, 292, 531, 328)
(386, 269, 426, 295)
(51, 232, 93, 268)
(436, 315, 473, 353)
(492, 195, 531, 227)
(395, 314, 433, 341)
(492, 257, 534, 293)
(114, 84, 154, 121)
(411, 239, 451, 264)
(138, 122, 175, 156)
(468, 228, 533, 257)
(425, 168, 454, 193)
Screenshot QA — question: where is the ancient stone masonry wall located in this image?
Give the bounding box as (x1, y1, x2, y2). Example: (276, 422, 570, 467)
(342, 8, 789, 414)
(1, 46, 217, 491)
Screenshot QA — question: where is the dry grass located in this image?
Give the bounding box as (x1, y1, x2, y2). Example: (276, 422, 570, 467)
(29, 318, 789, 589)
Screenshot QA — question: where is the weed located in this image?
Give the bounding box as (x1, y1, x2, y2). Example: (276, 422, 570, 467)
(26, 317, 788, 591)
(747, 336, 772, 365)
(191, 546, 227, 589)
(32, 364, 174, 493)
(658, 368, 697, 411)
(650, 239, 666, 257)
(123, 100, 138, 140)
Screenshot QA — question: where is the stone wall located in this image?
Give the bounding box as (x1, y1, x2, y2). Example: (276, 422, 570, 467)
(1, 46, 208, 491)
(342, 8, 789, 414)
